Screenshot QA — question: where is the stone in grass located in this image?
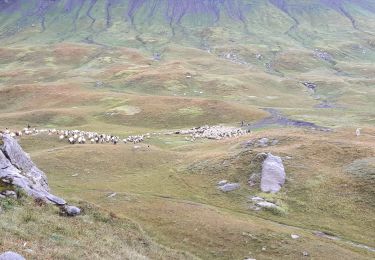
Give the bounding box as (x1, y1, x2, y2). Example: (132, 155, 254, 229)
(217, 180, 228, 186)
(256, 201, 277, 209)
(0, 251, 25, 260)
(250, 196, 264, 202)
(260, 153, 286, 193)
(1, 191, 17, 198)
(217, 183, 240, 192)
(61, 205, 81, 216)
(291, 234, 300, 239)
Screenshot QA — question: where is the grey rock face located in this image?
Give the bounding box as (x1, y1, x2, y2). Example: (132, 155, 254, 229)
(217, 183, 240, 192)
(2, 134, 49, 191)
(0, 134, 66, 205)
(0, 251, 25, 260)
(62, 205, 81, 216)
(260, 153, 286, 193)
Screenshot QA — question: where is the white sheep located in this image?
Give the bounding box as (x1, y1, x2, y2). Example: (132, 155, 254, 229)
(68, 137, 75, 144)
(356, 128, 361, 137)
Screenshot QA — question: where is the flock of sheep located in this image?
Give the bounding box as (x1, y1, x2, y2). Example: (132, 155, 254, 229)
(171, 125, 250, 141)
(1, 124, 250, 145)
(1, 127, 146, 145)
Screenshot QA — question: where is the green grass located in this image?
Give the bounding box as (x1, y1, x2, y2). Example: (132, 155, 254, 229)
(0, 197, 194, 260)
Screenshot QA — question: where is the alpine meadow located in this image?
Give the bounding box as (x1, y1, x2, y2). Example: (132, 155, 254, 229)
(0, 1, 374, 259)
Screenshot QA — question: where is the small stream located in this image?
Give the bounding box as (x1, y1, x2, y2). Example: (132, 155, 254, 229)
(246, 108, 331, 131)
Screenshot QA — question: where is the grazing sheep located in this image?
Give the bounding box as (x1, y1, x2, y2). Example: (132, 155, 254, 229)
(59, 135, 65, 140)
(68, 137, 75, 144)
(356, 128, 361, 137)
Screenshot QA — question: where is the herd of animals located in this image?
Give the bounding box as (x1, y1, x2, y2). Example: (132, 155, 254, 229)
(0, 127, 145, 145)
(0, 125, 362, 146)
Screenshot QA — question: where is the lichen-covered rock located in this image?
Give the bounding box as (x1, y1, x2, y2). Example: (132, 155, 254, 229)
(260, 153, 286, 193)
(0, 251, 25, 260)
(0, 134, 66, 206)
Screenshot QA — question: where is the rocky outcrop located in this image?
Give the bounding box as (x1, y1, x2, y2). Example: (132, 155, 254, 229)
(260, 153, 286, 193)
(0, 134, 80, 214)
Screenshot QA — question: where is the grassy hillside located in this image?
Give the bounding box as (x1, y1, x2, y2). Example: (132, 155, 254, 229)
(0, 0, 374, 259)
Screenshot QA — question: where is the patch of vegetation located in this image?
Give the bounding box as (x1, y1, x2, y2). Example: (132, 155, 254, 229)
(0, 198, 193, 260)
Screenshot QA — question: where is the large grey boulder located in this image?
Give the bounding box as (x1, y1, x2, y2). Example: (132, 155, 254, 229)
(0, 134, 79, 214)
(260, 153, 285, 193)
(0, 251, 25, 260)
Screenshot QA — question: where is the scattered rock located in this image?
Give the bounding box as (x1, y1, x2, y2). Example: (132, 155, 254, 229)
(248, 173, 261, 187)
(250, 196, 264, 202)
(249, 205, 261, 211)
(244, 138, 279, 148)
(258, 138, 269, 147)
(61, 205, 81, 216)
(260, 153, 286, 193)
(107, 192, 117, 198)
(217, 180, 228, 186)
(291, 234, 300, 239)
(0, 251, 25, 260)
(313, 49, 333, 62)
(302, 82, 317, 92)
(217, 183, 240, 192)
(1, 190, 17, 199)
(256, 201, 278, 209)
(302, 251, 309, 257)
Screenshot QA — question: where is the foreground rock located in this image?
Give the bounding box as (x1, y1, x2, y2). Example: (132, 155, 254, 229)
(0, 252, 25, 260)
(260, 153, 286, 193)
(0, 134, 80, 215)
